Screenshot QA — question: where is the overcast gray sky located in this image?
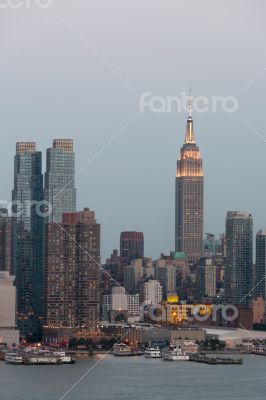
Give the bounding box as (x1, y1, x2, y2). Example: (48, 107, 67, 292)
(0, 0, 265, 259)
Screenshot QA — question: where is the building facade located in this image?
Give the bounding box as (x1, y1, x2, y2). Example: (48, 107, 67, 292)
(255, 230, 266, 300)
(0, 271, 19, 345)
(44, 139, 76, 222)
(0, 208, 14, 274)
(120, 231, 144, 263)
(142, 279, 163, 305)
(196, 258, 217, 301)
(12, 142, 44, 338)
(224, 211, 253, 306)
(175, 108, 203, 263)
(45, 208, 100, 333)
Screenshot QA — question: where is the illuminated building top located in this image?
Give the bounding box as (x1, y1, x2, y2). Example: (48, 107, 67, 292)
(176, 99, 203, 177)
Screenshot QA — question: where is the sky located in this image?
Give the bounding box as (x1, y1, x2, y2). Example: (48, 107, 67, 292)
(0, 0, 265, 260)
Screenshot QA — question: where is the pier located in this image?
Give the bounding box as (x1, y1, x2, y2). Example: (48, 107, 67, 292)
(189, 354, 243, 365)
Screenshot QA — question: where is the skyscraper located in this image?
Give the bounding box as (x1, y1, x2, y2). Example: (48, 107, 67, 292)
(44, 139, 76, 222)
(224, 211, 253, 306)
(12, 142, 44, 338)
(255, 230, 266, 300)
(44, 208, 100, 333)
(120, 231, 144, 263)
(175, 104, 203, 263)
(0, 208, 14, 274)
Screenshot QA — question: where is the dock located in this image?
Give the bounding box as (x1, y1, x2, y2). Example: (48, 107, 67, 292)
(189, 354, 243, 365)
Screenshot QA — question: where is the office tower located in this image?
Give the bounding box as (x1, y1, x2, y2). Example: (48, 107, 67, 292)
(0, 208, 14, 274)
(175, 104, 203, 263)
(12, 142, 44, 338)
(224, 211, 253, 306)
(124, 259, 144, 294)
(0, 271, 19, 345)
(196, 258, 217, 301)
(45, 208, 100, 333)
(44, 139, 76, 222)
(120, 231, 144, 263)
(255, 230, 266, 300)
(141, 279, 163, 305)
(155, 260, 176, 299)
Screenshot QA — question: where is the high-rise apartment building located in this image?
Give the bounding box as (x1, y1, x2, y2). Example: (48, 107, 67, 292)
(12, 142, 44, 337)
(255, 230, 266, 300)
(45, 208, 100, 333)
(120, 231, 144, 263)
(175, 106, 203, 262)
(44, 139, 76, 222)
(224, 211, 253, 306)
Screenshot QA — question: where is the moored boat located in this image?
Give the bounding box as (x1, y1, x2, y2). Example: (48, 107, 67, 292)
(144, 346, 161, 358)
(162, 345, 190, 361)
(5, 352, 23, 365)
(53, 351, 75, 364)
(112, 343, 132, 356)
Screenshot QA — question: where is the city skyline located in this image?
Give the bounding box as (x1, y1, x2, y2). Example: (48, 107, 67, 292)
(0, 2, 265, 260)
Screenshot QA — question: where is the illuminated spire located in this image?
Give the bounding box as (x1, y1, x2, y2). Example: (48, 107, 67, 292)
(184, 89, 196, 144)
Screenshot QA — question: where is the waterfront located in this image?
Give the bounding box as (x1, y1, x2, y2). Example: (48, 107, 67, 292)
(0, 355, 266, 400)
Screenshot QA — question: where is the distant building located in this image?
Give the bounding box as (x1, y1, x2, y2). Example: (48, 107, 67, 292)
(44, 208, 100, 333)
(141, 279, 162, 305)
(124, 259, 144, 294)
(175, 103, 203, 263)
(196, 258, 217, 301)
(12, 142, 44, 338)
(102, 286, 140, 322)
(0, 272, 19, 345)
(255, 230, 266, 300)
(155, 260, 176, 299)
(120, 231, 144, 263)
(44, 139, 76, 222)
(225, 211, 253, 306)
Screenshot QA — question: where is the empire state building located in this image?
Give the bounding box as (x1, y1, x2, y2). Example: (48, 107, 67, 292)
(175, 104, 203, 263)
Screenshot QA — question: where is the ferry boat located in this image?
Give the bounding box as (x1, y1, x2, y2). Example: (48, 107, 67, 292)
(5, 352, 23, 365)
(112, 343, 132, 356)
(162, 345, 190, 361)
(53, 351, 75, 364)
(144, 346, 162, 358)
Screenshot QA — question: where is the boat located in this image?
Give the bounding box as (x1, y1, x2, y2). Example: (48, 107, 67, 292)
(53, 351, 75, 364)
(162, 345, 190, 361)
(144, 346, 162, 358)
(112, 343, 133, 356)
(5, 352, 23, 365)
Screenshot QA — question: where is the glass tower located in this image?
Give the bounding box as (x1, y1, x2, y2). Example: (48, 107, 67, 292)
(44, 139, 76, 222)
(12, 142, 44, 338)
(225, 211, 253, 306)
